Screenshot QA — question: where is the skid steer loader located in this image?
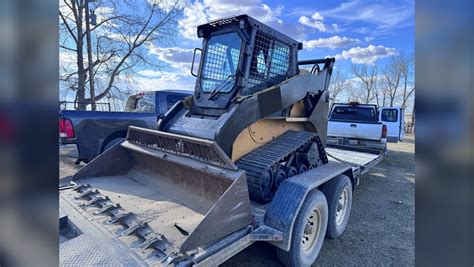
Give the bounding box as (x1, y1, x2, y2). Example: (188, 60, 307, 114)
(60, 15, 384, 266)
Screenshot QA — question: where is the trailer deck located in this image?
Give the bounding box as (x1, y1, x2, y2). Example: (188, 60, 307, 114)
(59, 144, 384, 266)
(326, 145, 383, 174)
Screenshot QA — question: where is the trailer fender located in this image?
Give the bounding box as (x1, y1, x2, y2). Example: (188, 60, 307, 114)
(264, 162, 352, 251)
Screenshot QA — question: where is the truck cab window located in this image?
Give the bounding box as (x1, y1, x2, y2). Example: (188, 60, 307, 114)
(330, 107, 377, 122)
(381, 109, 398, 122)
(132, 94, 155, 113)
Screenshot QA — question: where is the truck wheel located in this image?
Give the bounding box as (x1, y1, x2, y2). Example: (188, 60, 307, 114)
(321, 174, 352, 239)
(276, 190, 328, 267)
(103, 137, 125, 152)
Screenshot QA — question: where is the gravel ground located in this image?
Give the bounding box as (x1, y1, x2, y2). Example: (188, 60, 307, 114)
(59, 135, 415, 266)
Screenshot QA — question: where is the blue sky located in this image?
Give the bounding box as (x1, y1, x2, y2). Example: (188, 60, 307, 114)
(60, 0, 414, 101)
(133, 0, 414, 92)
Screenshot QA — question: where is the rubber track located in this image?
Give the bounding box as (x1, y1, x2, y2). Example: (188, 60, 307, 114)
(236, 130, 324, 202)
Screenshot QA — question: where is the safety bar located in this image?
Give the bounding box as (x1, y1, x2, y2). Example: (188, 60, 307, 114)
(298, 57, 335, 74)
(298, 57, 335, 65)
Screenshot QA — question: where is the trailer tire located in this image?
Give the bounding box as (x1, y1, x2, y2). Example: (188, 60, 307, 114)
(321, 174, 352, 239)
(276, 190, 328, 267)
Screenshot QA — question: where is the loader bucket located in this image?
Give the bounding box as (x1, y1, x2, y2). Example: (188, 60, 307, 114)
(72, 126, 252, 254)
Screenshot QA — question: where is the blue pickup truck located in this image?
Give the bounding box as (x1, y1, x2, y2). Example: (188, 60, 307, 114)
(59, 90, 191, 163)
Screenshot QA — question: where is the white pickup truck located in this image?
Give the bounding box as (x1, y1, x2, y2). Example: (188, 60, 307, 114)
(327, 103, 387, 153)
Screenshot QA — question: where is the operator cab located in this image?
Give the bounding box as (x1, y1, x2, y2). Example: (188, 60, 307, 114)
(191, 15, 302, 117)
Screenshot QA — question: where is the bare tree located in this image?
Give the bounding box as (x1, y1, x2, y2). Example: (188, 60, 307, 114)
(352, 64, 378, 104)
(400, 54, 415, 109)
(59, 0, 181, 110)
(382, 55, 403, 107)
(344, 80, 359, 103)
(380, 81, 388, 106)
(373, 77, 381, 106)
(328, 70, 349, 103)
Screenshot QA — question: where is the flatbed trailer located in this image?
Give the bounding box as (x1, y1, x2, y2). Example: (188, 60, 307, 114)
(59, 143, 383, 266)
(58, 14, 391, 266)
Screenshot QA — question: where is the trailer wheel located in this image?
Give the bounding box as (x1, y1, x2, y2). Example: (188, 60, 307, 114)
(276, 190, 328, 267)
(321, 174, 352, 239)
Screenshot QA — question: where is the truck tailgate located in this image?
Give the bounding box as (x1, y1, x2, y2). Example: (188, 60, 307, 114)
(327, 121, 382, 141)
(325, 146, 382, 174)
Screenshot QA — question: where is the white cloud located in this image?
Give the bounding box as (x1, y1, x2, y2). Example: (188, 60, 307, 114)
(325, 1, 414, 32)
(298, 13, 325, 32)
(178, 0, 302, 40)
(304, 36, 360, 50)
(95, 6, 115, 20)
(353, 27, 369, 34)
(138, 70, 185, 82)
(147, 45, 195, 73)
(148, 0, 186, 12)
(338, 45, 398, 65)
(298, 12, 339, 32)
(203, 0, 282, 23)
(93, 6, 122, 30)
(148, 45, 194, 64)
(59, 2, 73, 17)
(298, 17, 325, 32)
(178, 1, 209, 40)
(133, 73, 196, 91)
(310, 12, 324, 21)
(59, 50, 76, 66)
(137, 70, 163, 77)
(59, 50, 78, 84)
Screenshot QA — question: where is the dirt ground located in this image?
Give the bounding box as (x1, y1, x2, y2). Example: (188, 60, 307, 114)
(59, 135, 415, 266)
(224, 135, 415, 266)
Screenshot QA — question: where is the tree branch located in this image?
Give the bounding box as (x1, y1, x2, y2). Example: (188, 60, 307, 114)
(59, 10, 78, 44)
(60, 44, 77, 52)
(89, 15, 125, 32)
(61, 0, 182, 105)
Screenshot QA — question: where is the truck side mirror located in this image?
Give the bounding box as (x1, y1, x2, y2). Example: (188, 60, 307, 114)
(191, 48, 202, 77)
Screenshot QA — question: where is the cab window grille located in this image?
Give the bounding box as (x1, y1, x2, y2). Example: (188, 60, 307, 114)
(201, 32, 242, 93)
(244, 31, 290, 95)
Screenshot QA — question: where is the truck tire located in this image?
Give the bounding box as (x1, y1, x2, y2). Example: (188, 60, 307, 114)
(103, 137, 125, 152)
(320, 174, 352, 239)
(276, 190, 328, 267)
